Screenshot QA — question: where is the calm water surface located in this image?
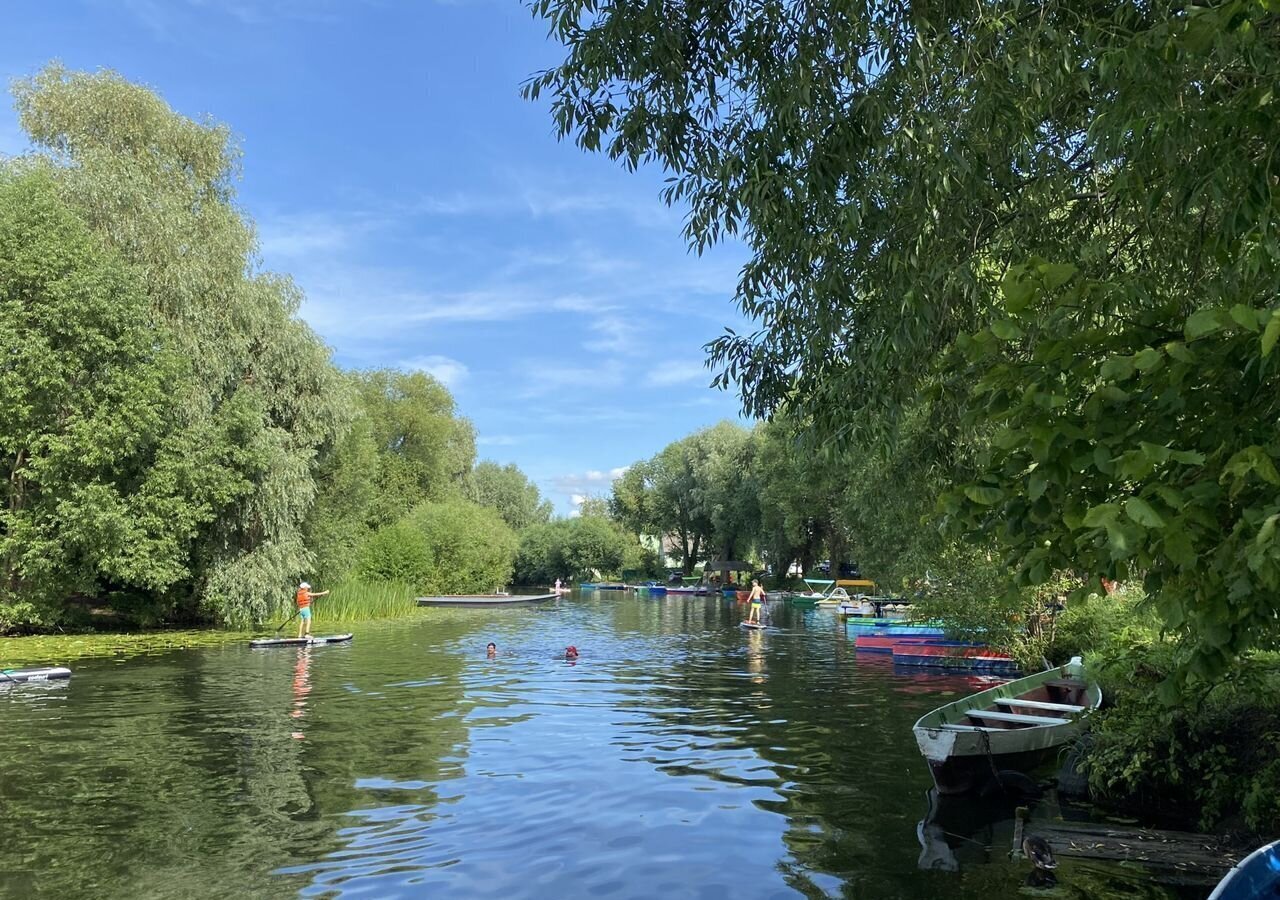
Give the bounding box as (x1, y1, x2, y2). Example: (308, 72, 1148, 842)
(0, 594, 1195, 899)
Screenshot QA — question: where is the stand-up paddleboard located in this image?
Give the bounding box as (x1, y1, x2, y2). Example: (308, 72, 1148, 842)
(0, 666, 72, 684)
(249, 634, 353, 648)
(740, 622, 768, 630)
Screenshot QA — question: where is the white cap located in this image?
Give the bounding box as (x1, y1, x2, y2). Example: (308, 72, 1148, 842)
(300, 581, 310, 589)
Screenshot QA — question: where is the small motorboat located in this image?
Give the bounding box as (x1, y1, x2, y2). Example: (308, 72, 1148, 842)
(913, 657, 1101, 794)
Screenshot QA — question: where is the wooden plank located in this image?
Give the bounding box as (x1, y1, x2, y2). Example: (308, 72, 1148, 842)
(966, 709, 1069, 726)
(994, 698, 1086, 713)
(1013, 818, 1244, 882)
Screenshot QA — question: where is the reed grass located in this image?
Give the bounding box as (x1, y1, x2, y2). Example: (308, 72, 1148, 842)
(317, 578, 417, 622)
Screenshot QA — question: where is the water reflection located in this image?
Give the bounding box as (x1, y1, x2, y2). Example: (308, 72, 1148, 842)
(0, 595, 1198, 899)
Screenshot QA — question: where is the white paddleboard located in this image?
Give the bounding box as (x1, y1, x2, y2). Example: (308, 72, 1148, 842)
(0, 666, 72, 684)
(249, 634, 353, 648)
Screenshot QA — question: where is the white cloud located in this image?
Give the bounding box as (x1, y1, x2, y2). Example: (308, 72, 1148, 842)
(477, 434, 525, 447)
(400, 354, 468, 388)
(515, 361, 624, 399)
(644, 359, 711, 388)
(258, 211, 379, 260)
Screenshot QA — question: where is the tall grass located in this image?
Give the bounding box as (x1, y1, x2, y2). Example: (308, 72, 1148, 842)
(317, 578, 417, 622)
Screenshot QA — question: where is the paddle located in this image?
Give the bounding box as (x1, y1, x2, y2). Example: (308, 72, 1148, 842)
(0, 669, 19, 685)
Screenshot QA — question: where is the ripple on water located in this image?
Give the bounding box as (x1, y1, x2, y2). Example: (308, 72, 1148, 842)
(0, 599, 1201, 900)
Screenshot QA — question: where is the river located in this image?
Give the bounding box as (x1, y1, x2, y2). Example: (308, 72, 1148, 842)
(0, 593, 1197, 898)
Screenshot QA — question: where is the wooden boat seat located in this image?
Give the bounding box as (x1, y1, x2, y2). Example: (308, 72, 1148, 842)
(966, 709, 1069, 727)
(994, 698, 1086, 713)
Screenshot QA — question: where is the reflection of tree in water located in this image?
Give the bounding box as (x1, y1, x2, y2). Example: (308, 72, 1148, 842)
(627, 601, 1007, 898)
(0, 619, 487, 900)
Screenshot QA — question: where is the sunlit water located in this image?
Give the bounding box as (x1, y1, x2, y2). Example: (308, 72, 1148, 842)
(0, 594, 1197, 898)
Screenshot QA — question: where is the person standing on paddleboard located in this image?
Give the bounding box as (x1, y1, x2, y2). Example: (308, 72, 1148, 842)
(296, 581, 329, 639)
(746, 579, 765, 625)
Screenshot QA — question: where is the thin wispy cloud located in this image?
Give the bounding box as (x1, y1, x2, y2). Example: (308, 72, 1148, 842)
(400, 354, 468, 388)
(644, 359, 711, 388)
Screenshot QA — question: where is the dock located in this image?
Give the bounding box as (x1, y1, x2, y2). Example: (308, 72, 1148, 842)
(1013, 807, 1243, 885)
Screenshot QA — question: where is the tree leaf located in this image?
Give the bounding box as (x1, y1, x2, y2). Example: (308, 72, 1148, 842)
(964, 485, 1004, 506)
(1185, 308, 1225, 341)
(1262, 310, 1280, 357)
(1125, 497, 1165, 529)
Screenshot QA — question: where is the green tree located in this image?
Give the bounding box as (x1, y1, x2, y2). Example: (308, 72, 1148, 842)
(353, 369, 476, 526)
(13, 65, 350, 627)
(512, 516, 633, 583)
(361, 500, 516, 594)
(527, 1, 1280, 676)
(0, 169, 184, 628)
(469, 461, 553, 532)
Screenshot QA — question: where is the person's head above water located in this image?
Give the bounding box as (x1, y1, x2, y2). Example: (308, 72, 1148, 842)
(486, 642, 497, 657)
(564, 645, 579, 659)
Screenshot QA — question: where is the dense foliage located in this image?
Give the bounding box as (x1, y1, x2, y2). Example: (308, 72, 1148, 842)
(0, 65, 546, 629)
(513, 514, 634, 583)
(526, 0, 1280, 679)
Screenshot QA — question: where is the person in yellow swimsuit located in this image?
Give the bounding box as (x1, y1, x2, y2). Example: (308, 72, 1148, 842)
(747, 579, 766, 625)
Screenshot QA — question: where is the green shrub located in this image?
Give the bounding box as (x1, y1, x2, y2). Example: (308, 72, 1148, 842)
(406, 499, 517, 593)
(357, 522, 433, 585)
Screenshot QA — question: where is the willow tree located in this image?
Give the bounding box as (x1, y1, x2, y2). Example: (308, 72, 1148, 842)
(527, 1, 1280, 678)
(12, 66, 350, 626)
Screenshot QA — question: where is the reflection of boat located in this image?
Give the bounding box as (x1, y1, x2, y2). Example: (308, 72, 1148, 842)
(1209, 838, 1280, 899)
(416, 593, 556, 607)
(913, 657, 1100, 794)
(893, 643, 1019, 675)
(0, 666, 71, 684)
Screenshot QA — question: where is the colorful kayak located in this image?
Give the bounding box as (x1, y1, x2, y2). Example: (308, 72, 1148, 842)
(846, 620, 947, 637)
(855, 635, 959, 653)
(1209, 838, 1280, 900)
(893, 642, 1019, 675)
(0, 666, 72, 684)
(249, 634, 353, 648)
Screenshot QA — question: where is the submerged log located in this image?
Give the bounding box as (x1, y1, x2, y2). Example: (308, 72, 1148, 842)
(1012, 807, 1243, 884)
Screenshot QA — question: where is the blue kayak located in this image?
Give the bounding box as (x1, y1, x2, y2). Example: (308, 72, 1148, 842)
(1210, 839, 1280, 900)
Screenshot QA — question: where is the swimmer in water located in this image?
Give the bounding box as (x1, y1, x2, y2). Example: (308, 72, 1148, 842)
(486, 642, 497, 658)
(565, 645, 579, 661)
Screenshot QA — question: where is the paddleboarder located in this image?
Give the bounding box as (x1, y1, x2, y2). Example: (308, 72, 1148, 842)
(296, 581, 329, 639)
(746, 579, 765, 625)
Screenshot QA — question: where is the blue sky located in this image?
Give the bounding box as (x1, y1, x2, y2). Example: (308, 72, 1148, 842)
(0, 0, 753, 513)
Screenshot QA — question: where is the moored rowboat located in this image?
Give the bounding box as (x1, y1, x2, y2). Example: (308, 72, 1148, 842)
(912, 656, 1100, 794)
(0, 666, 72, 684)
(854, 635, 963, 653)
(893, 642, 1019, 675)
(417, 593, 557, 607)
